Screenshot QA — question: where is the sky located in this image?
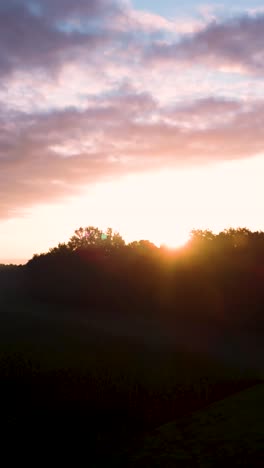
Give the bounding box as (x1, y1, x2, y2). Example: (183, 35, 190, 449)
(0, 0, 264, 263)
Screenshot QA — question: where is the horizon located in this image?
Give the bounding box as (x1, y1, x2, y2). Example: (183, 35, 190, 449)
(2, 224, 264, 266)
(0, 0, 264, 262)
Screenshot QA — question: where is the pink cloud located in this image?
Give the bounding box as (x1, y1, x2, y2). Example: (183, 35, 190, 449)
(1, 2, 264, 82)
(147, 13, 264, 76)
(1, 2, 264, 220)
(1, 90, 264, 218)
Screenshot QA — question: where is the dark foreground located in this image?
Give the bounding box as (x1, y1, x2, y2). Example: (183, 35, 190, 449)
(1, 230, 264, 465)
(126, 383, 264, 467)
(0, 297, 263, 465)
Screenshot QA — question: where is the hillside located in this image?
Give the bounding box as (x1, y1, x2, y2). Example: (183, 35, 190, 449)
(126, 383, 264, 466)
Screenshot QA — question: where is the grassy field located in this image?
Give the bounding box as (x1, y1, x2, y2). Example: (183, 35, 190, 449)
(0, 295, 263, 464)
(125, 383, 264, 467)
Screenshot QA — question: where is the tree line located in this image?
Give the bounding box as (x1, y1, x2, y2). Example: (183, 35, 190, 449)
(21, 226, 264, 337)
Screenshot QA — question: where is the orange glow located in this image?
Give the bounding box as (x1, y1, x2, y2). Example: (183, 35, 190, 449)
(162, 236, 190, 250)
(0, 154, 263, 263)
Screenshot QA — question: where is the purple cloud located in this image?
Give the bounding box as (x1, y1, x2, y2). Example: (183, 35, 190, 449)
(148, 14, 264, 75)
(0, 0, 122, 78)
(1, 2, 264, 81)
(1, 2, 264, 220)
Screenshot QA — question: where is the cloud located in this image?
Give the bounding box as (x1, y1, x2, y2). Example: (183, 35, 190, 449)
(147, 13, 264, 76)
(2, 2, 264, 82)
(1, 1, 264, 219)
(1, 89, 264, 218)
(0, 0, 123, 79)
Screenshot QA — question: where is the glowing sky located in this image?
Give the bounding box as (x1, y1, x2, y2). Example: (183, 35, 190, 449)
(0, 0, 264, 262)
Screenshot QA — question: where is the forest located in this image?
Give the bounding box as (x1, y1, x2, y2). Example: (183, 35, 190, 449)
(23, 226, 264, 335)
(0, 226, 264, 464)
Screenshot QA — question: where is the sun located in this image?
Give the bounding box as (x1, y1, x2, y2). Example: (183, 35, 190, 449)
(161, 234, 190, 250)
(162, 240, 187, 250)
(153, 228, 191, 250)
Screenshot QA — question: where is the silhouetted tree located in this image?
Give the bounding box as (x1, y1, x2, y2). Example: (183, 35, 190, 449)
(22, 225, 264, 333)
(68, 226, 125, 254)
(68, 226, 103, 250)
